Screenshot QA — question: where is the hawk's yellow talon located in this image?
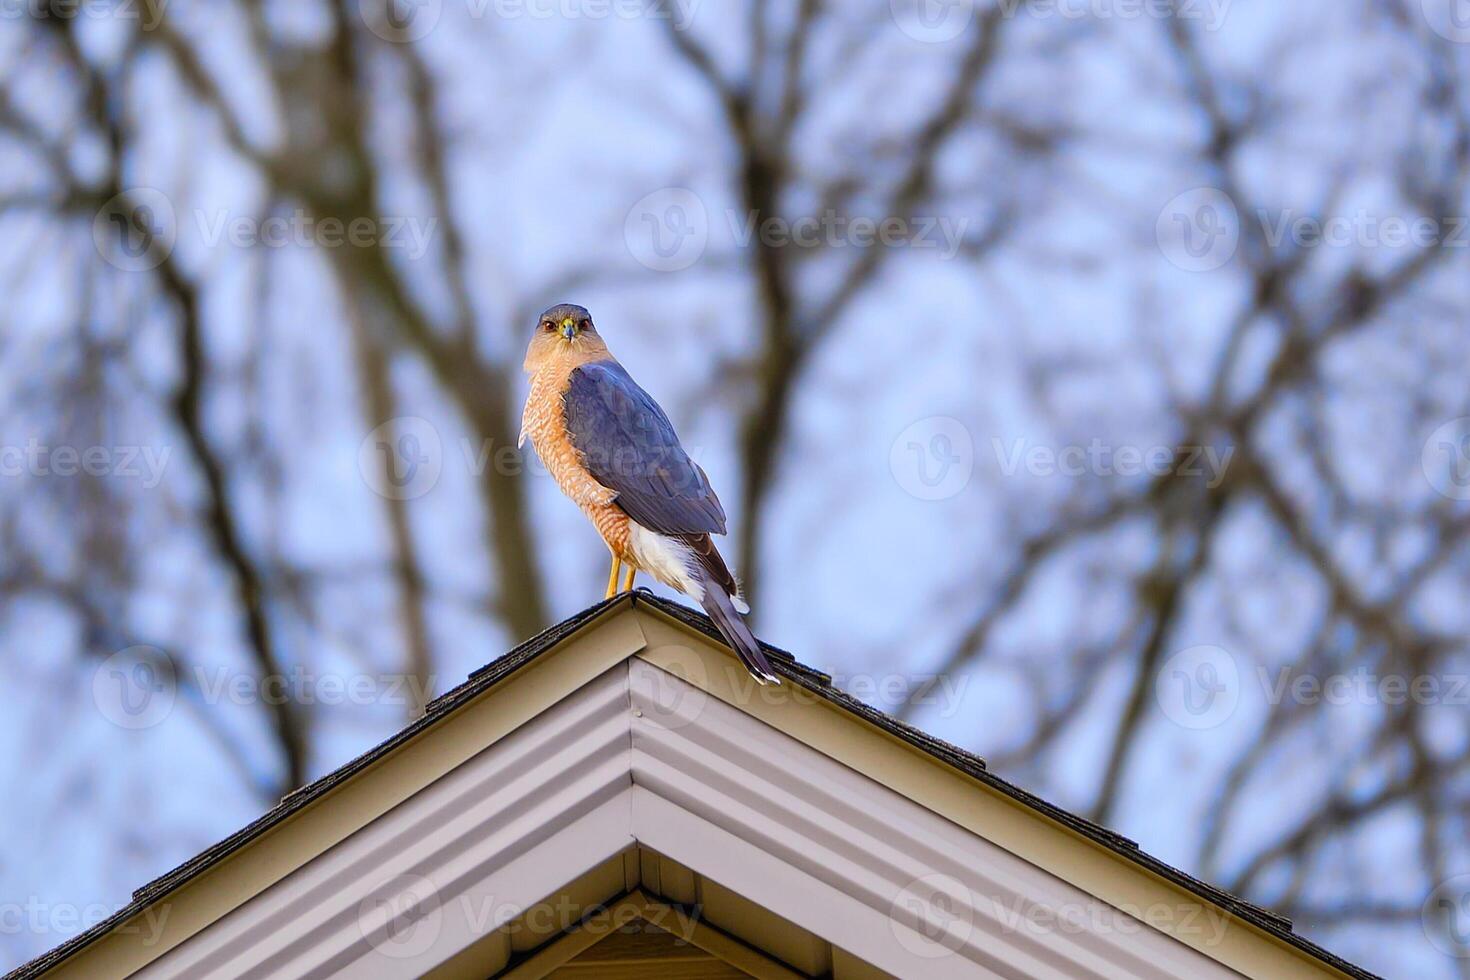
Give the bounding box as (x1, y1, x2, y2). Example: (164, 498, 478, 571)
(621, 565, 636, 593)
(604, 556, 622, 600)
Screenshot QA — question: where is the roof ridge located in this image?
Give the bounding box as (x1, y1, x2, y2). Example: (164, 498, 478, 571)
(5, 594, 1376, 980)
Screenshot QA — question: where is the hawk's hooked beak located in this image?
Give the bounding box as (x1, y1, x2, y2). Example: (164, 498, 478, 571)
(560, 318, 577, 340)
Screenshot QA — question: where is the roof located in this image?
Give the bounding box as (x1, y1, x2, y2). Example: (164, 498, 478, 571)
(637, 596, 1374, 980)
(5, 591, 1378, 980)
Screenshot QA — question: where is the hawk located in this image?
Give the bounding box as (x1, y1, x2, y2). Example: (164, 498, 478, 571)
(520, 303, 780, 684)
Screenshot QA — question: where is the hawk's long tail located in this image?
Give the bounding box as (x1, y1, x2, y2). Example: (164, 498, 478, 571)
(695, 567, 781, 686)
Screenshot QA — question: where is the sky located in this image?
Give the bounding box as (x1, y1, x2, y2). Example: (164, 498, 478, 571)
(2, 1, 1470, 977)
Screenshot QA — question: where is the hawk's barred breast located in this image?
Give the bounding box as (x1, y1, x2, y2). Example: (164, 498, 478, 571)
(521, 354, 632, 560)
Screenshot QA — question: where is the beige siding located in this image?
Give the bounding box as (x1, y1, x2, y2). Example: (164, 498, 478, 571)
(30, 601, 1355, 980)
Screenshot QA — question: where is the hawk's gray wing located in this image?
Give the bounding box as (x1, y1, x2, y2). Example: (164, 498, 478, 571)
(563, 361, 727, 535)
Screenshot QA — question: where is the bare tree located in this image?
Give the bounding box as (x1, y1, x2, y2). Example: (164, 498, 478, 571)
(1, 2, 1468, 977)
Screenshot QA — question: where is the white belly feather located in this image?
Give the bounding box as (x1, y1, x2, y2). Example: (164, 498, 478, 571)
(626, 523, 750, 613)
(627, 524, 703, 601)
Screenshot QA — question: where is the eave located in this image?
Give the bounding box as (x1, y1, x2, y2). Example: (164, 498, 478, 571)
(5, 592, 1377, 980)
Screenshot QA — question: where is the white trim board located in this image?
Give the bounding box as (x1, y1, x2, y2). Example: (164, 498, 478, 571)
(126, 658, 1248, 980)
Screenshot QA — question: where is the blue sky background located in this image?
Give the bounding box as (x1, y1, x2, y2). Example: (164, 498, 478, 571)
(2, 1, 1469, 976)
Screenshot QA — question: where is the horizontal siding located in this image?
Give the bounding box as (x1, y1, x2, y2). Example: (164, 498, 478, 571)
(627, 659, 1241, 980)
(136, 668, 634, 980)
(120, 655, 1257, 980)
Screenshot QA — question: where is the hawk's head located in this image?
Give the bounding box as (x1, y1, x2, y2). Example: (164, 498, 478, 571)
(524, 303, 608, 372)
